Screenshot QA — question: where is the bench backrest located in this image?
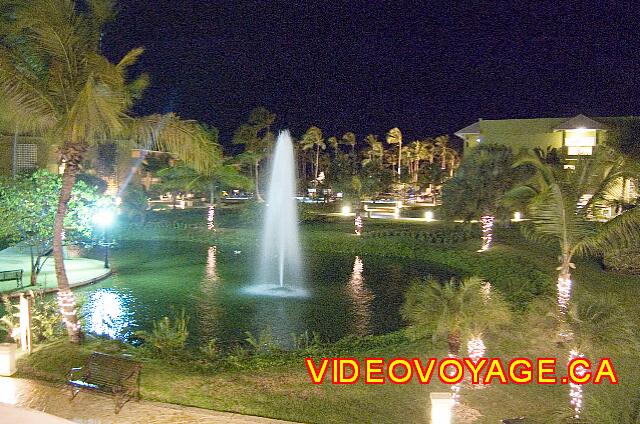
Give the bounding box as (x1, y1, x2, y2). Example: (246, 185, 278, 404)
(84, 352, 141, 389)
(0, 270, 21, 280)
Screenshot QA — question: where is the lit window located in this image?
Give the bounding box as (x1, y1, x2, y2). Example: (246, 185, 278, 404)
(565, 135, 596, 147)
(567, 146, 593, 156)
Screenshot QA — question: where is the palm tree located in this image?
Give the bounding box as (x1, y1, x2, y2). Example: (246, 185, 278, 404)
(300, 126, 326, 182)
(434, 135, 450, 170)
(402, 276, 511, 356)
(564, 294, 638, 420)
(232, 107, 276, 202)
(362, 134, 384, 166)
(509, 148, 640, 316)
(341, 131, 356, 155)
(386, 127, 402, 176)
(0, 0, 216, 342)
(402, 276, 511, 400)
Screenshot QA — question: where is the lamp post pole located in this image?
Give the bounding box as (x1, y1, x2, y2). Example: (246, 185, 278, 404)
(103, 227, 110, 269)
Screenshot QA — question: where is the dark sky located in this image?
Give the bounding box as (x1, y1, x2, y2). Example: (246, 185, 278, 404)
(102, 1, 640, 147)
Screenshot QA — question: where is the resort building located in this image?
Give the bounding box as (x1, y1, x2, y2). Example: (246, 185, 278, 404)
(454, 114, 613, 161)
(455, 114, 640, 214)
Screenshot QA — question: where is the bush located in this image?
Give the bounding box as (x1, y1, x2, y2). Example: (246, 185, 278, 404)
(365, 224, 479, 244)
(134, 310, 189, 359)
(603, 249, 640, 273)
(31, 294, 64, 343)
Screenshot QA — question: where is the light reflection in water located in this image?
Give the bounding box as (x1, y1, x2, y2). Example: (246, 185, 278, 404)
(346, 256, 374, 335)
(206, 246, 219, 281)
(83, 288, 135, 340)
(197, 246, 221, 341)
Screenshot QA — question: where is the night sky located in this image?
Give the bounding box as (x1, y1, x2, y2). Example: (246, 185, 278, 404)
(102, 1, 640, 147)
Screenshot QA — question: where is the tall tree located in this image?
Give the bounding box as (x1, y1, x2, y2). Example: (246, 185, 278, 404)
(386, 127, 402, 176)
(362, 134, 383, 166)
(300, 126, 325, 182)
(0, 0, 216, 342)
(0, 171, 100, 285)
(232, 107, 276, 202)
(341, 131, 356, 155)
(434, 135, 450, 170)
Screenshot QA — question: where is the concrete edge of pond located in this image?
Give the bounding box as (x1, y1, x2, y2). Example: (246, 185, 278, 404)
(5, 267, 112, 299)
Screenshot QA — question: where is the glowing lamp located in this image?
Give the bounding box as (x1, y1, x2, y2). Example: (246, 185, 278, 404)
(430, 392, 454, 424)
(341, 206, 351, 216)
(513, 211, 522, 221)
(425, 211, 434, 221)
(0, 343, 17, 376)
(93, 209, 114, 227)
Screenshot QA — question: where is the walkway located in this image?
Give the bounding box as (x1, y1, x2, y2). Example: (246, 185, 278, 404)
(0, 245, 111, 295)
(0, 377, 299, 424)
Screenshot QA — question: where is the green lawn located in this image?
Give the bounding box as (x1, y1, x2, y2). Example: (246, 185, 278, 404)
(14, 212, 640, 423)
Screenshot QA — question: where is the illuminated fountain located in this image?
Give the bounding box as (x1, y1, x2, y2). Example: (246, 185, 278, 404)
(246, 130, 305, 297)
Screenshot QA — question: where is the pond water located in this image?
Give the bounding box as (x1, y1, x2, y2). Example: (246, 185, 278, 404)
(76, 240, 454, 348)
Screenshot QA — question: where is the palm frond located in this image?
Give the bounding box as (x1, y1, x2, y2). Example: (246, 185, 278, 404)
(576, 206, 640, 256)
(126, 113, 216, 174)
(0, 46, 57, 131)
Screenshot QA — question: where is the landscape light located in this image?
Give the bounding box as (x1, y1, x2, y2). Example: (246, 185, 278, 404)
(342, 205, 351, 215)
(430, 392, 455, 424)
(425, 210, 434, 221)
(93, 208, 115, 227)
(0, 343, 17, 376)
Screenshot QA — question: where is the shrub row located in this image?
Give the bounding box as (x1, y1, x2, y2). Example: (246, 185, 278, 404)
(603, 249, 640, 274)
(364, 226, 479, 244)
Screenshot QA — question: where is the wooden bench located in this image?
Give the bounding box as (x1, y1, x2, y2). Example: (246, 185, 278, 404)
(67, 352, 142, 413)
(0, 269, 23, 289)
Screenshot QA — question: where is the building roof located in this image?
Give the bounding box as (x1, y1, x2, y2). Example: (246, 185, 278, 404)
(454, 121, 480, 137)
(553, 114, 608, 131)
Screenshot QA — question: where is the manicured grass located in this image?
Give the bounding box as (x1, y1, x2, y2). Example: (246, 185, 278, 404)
(15, 213, 640, 423)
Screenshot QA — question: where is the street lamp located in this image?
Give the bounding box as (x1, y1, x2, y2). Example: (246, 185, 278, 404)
(93, 208, 115, 269)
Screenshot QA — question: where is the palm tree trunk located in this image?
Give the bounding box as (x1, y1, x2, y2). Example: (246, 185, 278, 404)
(30, 246, 38, 286)
(255, 160, 263, 202)
(53, 160, 82, 343)
(397, 142, 401, 176)
(557, 255, 572, 314)
(314, 145, 320, 181)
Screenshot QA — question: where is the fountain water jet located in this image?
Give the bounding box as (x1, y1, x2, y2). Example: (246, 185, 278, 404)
(246, 130, 305, 297)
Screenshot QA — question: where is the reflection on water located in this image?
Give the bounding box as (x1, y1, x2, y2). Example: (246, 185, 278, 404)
(197, 246, 221, 341)
(77, 241, 454, 346)
(346, 256, 374, 336)
(206, 246, 219, 281)
(82, 288, 135, 340)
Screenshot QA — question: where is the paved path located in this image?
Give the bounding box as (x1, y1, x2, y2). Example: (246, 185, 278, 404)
(0, 377, 299, 424)
(0, 245, 110, 295)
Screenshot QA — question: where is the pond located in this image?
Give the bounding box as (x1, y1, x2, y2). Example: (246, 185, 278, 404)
(76, 240, 455, 348)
